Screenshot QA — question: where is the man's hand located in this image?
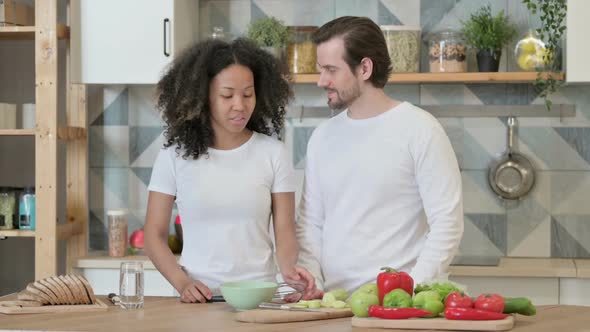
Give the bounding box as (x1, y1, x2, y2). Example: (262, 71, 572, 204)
(301, 288, 324, 300)
(281, 265, 316, 293)
(179, 279, 211, 303)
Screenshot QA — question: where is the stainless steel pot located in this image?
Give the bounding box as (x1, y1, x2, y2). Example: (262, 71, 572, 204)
(488, 117, 535, 200)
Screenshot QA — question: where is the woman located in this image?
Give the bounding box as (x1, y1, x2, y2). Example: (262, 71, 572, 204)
(145, 38, 315, 303)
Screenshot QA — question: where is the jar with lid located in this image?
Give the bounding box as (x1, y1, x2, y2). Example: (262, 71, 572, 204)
(0, 187, 16, 230)
(18, 186, 36, 230)
(108, 209, 128, 257)
(381, 25, 421, 73)
(287, 26, 318, 74)
(209, 26, 230, 42)
(427, 30, 467, 73)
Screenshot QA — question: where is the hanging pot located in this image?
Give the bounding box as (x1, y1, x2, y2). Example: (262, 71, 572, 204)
(476, 49, 501, 72)
(488, 117, 535, 200)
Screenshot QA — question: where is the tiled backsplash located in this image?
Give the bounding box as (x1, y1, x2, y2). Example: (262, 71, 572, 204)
(88, 0, 590, 259)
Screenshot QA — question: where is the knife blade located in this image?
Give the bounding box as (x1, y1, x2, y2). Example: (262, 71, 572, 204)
(258, 302, 326, 312)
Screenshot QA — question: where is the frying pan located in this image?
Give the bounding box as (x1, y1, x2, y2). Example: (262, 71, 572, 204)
(488, 117, 535, 200)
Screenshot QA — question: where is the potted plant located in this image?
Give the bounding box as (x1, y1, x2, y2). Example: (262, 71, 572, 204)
(246, 16, 290, 59)
(522, 0, 567, 110)
(461, 5, 518, 72)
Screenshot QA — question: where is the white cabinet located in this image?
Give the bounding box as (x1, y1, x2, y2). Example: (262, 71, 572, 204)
(566, 0, 590, 83)
(71, 0, 199, 84)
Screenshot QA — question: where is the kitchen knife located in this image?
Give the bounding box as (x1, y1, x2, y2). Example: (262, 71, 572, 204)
(258, 302, 326, 312)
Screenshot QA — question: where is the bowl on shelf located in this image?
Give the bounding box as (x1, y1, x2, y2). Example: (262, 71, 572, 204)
(219, 281, 278, 311)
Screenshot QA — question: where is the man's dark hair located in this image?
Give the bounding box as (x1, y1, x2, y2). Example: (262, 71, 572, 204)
(156, 38, 292, 160)
(312, 16, 391, 88)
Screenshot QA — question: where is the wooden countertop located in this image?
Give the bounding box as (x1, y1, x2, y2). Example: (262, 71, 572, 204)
(1, 297, 589, 332)
(74, 254, 589, 278)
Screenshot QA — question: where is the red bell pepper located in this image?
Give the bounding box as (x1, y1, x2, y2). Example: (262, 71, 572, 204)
(377, 267, 414, 304)
(444, 307, 509, 320)
(368, 305, 432, 319)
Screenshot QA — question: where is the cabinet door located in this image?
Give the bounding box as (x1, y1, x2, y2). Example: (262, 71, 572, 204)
(71, 0, 198, 84)
(566, 0, 590, 83)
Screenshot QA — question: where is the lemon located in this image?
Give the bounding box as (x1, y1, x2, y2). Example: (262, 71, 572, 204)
(520, 39, 537, 54)
(535, 48, 551, 64)
(518, 54, 536, 71)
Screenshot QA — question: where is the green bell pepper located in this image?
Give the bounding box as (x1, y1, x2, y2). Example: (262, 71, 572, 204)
(383, 289, 413, 308)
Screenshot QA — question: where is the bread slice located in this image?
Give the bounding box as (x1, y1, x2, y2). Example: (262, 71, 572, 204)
(25, 284, 55, 305)
(32, 280, 60, 305)
(38, 278, 64, 305)
(17, 290, 47, 305)
(69, 274, 91, 304)
(72, 274, 96, 304)
(51, 275, 76, 305)
(65, 274, 88, 304)
(59, 275, 81, 304)
(40, 277, 70, 304)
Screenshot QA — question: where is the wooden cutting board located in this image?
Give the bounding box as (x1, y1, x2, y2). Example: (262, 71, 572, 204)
(0, 298, 108, 315)
(352, 315, 515, 331)
(236, 307, 353, 323)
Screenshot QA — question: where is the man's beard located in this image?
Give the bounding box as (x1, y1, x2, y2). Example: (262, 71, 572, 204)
(326, 82, 360, 111)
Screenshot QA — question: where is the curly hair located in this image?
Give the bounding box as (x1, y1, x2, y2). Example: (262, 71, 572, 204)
(156, 38, 293, 160)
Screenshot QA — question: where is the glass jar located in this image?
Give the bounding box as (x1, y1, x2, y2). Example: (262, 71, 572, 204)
(287, 26, 318, 74)
(209, 26, 230, 42)
(108, 209, 128, 257)
(18, 186, 35, 230)
(427, 30, 467, 73)
(0, 187, 16, 230)
(514, 30, 547, 71)
(381, 25, 421, 73)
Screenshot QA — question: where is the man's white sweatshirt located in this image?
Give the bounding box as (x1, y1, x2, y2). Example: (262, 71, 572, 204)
(296, 102, 464, 292)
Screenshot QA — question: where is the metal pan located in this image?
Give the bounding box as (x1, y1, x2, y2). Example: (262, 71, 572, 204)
(488, 117, 535, 200)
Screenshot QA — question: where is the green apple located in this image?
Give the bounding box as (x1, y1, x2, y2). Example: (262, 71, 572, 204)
(349, 291, 379, 317)
(357, 283, 378, 295)
(413, 290, 444, 318)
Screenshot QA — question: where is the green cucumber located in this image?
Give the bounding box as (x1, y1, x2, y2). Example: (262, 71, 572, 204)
(503, 297, 536, 316)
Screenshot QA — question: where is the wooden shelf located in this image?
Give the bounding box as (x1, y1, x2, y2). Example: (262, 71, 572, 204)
(0, 229, 35, 238)
(0, 24, 69, 40)
(292, 72, 565, 84)
(0, 129, 35, 136)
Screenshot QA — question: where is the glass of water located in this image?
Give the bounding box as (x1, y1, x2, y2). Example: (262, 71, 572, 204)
(119, 261, 144, 309)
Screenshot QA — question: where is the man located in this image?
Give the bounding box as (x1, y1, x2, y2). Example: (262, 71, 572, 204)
(297, 16, 464, 297)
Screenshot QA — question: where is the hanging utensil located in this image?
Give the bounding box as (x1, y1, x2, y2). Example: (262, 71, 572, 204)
(488, 117, 535, 200)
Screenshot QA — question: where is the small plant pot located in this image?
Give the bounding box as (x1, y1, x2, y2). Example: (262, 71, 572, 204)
(476, 49, 501, 72)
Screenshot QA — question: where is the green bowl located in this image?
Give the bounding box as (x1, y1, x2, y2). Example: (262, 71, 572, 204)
(220, 281, 278, 310)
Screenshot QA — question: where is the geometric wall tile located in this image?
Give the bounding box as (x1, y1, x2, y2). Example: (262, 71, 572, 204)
(128, 169, 150, 213)
(551, 216, 590, 258)
(380, 0, 419, 26)
(554, 128, 590, 166)
(92, 88, 128, 126)
(467, 213, 507, 254)
(89, 209, 107, 251)
(551, 172, 590, 215)
(130, 133, 164, 168)
(129, 127, 164, 165)
(90, 167, 129, 210)
(378, 0, 402, 25)
(518, 127, 590, 171)
(508, 217, 551, 257)
(253, 0, 334, 26)
(293, 127, 315, 169)
(458, 215, 504, 257)
(335, 0, 379, 23)
(462, 130, 493, 170)
(507, 197, 550, 256)
(128, 86, 163, 126)
(89, 127, 129, 167)
(385, 84, 420, 105)
(131, 167, 153, 187)
(462, 171, 506, 214)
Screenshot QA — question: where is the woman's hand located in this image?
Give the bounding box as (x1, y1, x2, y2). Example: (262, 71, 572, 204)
(179, 279, 212, 303)
(301, 288, 324, 300)
(281, 265, 316, 293)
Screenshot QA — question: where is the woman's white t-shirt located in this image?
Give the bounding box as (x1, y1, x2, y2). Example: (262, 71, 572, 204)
(148, 132, 296, 291)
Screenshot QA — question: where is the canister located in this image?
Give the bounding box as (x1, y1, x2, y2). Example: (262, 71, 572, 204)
(427, 30, 467, 73)
(108, 209, 128, 257)
(287, 26, 318, 74)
